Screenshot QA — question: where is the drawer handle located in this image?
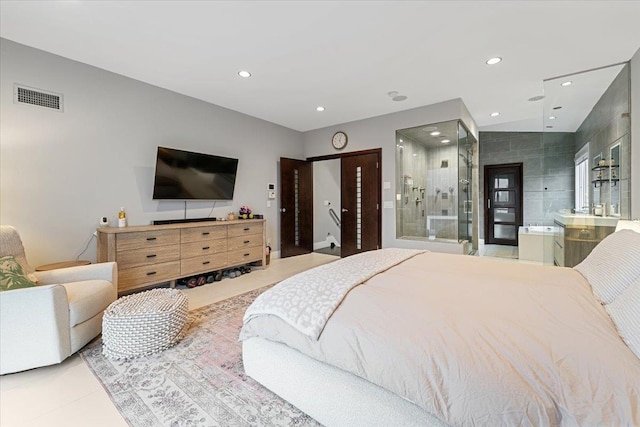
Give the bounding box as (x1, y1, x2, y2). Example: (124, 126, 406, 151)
(146, 271, 157, 276)
(146, 254, 157, 258)
(244, 240, 250, 244)
(202, 246, 210, 250)
(203, 261, 210, 265)
(146, 237, 157, 241)
(202, 232, 210, 236)
(244, 253, 250, 257)
(244, 227, 250, 231)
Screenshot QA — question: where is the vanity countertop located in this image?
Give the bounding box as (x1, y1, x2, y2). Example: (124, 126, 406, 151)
(553, 213, 619, 227)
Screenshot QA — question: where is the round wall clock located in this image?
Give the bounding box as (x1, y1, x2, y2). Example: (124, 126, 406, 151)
(332, 131, 348, 150)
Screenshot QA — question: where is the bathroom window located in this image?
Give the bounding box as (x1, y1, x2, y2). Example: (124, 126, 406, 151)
(574, 144, 589, 212)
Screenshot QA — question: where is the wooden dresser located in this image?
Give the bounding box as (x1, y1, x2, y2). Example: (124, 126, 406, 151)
(97, 219, 265, 294)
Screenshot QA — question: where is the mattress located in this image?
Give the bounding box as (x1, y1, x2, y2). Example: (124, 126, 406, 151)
(241, 250, 640, 425)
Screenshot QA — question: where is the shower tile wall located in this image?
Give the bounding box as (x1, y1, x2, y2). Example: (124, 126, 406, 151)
(425, 144, 458, 239)
(397, 138, 458, 239)
(478, 132, 575, 239)
(397, 137, 427, 237)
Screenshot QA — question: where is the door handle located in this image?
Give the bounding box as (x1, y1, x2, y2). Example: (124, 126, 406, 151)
(341, 208, 349, 212)
(280, 208, 287, 213)
(487, 199, 491, 209)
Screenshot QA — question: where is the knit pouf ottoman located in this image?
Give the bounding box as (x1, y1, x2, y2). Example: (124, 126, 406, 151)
(102, 288, 189, 360)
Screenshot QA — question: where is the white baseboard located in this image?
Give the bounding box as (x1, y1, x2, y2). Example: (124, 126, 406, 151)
(313, 235, 341, 251)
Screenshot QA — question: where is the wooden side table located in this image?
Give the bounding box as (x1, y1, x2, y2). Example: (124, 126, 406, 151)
(35, 260, 91, 271)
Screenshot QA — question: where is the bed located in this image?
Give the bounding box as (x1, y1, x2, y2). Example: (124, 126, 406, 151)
(240, 225, 640, 426)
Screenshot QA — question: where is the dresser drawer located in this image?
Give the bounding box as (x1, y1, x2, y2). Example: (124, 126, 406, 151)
(118, 261, 180, 292)
(553, 240, 565, 267)
(116, 229, 180, 251)
(228, 222, 263, 238)
(181, 225, 227, 244)
(228, 246, 263, 265)
(181, 254, 227, 276)
(181, 240, 227, 258)
(116, 244, 180, 269)
(227, 234, 262, 251)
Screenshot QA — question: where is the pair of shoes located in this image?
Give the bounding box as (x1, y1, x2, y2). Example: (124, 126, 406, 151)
(186, 277, 198, 288)
(240, 266, 252, 274)
(213, 271, 222, 282)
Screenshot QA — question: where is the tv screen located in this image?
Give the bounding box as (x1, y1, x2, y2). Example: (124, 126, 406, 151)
(152, 147, 239, 200)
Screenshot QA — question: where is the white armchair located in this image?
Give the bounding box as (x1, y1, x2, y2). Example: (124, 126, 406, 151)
(0, 226, 117, 375)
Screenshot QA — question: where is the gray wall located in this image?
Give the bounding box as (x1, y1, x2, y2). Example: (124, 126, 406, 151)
(312, 159, 341, 247)
(478, 132, 575, 239)
(0, 38, 304, 266)
(303, 99, 478, 253)
(631, 48, 640, 220)
(575, 64, 631, 218)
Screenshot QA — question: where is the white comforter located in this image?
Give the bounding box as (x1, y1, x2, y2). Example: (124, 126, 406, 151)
(241, 251, 640, 426)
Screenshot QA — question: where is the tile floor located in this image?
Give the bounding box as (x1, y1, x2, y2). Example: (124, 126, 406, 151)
(0, 247, 541, 427)
(0, 253, 337, 427)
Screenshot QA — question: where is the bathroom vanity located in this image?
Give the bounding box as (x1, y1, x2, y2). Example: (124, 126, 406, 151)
(552, 214, 617, 267)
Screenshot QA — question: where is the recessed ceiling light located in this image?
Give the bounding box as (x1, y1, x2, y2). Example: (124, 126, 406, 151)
(486, 57, 502, 65)
(430, 131, 441, 136)
(422, 126, 437, 132)
(490, 112, 500, 117)
(561, 81, 572, 87)
(316, 106, 325, 112)
(392, 95, 408, 102)
(413, 153, 417, 157)
(549, 116, 556, 120)
(528, 95, 545, 102)
(546, 126, 553, 128)
(553, 106, 562, 110)
(399, 139, 403, 143)
(441, 139, 450, 143)
(238, 70, 251, 78)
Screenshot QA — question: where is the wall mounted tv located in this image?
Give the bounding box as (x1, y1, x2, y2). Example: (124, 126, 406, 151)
(152, 147, 239, 200)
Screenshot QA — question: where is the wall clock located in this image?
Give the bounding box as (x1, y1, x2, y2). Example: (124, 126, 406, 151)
(332, 131, 348, 150)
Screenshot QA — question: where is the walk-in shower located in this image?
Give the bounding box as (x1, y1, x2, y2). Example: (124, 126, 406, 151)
(396, 119, 477, 251)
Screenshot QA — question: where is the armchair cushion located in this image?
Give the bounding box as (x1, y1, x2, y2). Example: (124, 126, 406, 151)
(63, 280, 116, 327)
(0, 255, 37, 292)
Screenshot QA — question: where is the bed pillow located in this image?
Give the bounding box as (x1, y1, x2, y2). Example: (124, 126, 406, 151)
(574, 229, 640, 304)
(0, 255, 37, 292)
(605, 278, 640, 360)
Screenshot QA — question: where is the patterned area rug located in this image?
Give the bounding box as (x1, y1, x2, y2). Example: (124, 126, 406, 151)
(80, 286, 319, 427)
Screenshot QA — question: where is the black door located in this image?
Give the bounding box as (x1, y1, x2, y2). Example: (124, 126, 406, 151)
(279, 158, 314, 258)
(484, 163, 523, 246)
(340, 152, 380, 257)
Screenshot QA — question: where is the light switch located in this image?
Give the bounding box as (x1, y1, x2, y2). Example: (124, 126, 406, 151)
(383, 181, 391, 189)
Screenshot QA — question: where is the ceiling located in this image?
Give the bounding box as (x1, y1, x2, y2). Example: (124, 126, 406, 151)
(1, 1, 639, 133)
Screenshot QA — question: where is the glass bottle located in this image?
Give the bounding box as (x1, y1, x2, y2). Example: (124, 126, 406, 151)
(118, 207, 127, 227)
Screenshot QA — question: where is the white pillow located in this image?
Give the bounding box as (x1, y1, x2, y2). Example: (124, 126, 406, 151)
(605, 278, 640, 360)
(574, 229, 640, 304)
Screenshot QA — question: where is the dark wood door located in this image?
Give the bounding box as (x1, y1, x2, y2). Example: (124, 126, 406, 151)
(484, 163, 523, 246)
(280, 158, 314, 258)
(340, 153, 380, 257)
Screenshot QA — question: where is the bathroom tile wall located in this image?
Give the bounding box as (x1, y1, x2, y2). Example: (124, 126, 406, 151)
(574, 64, 630, 218)
(478, 131, 575, 239)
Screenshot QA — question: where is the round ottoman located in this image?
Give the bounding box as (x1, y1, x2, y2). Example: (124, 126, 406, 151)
(102, 288, 189, 360)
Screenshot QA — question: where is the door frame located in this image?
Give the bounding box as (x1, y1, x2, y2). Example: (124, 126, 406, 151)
(483, 162, 523, 246)
(307, 148, 382, 254)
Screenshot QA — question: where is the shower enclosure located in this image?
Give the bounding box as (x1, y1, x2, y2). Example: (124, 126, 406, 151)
(396, 119, 477, 252)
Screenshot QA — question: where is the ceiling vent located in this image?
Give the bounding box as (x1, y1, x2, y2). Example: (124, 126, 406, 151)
(14, 84, 63, 112)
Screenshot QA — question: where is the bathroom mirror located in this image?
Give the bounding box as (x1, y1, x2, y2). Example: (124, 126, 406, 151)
(609, 143, 621, 216)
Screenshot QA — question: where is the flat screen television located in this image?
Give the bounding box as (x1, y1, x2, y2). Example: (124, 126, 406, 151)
(152, 146, 239, 200)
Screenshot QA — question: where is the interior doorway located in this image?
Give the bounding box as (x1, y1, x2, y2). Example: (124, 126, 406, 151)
(484, 163, 523, 246)
(279, 149, 381, 259)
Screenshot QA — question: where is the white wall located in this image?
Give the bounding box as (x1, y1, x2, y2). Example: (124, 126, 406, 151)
(302, 99, 478, 252)
(631, 47, 640, 219)
(312, 159, 341, 248)
(0, 39, 303, 266)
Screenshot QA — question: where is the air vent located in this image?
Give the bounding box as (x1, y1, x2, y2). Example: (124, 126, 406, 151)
(14, 84, 63, 111)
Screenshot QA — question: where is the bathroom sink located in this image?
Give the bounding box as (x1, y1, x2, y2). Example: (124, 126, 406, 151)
(553, 213, 618, 227)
